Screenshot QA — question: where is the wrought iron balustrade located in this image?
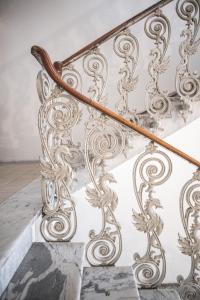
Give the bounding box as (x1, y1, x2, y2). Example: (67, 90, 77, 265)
(32, 0, 200, 298)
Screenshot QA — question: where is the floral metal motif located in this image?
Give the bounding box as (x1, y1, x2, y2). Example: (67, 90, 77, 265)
(37, 68, 84, 241)
(83, 48, 108, 118)
(176, 0, 200, 121)
(132, 142, 172, 287)
(85, 118, 125, 266)
(113, 29, 139, 121)
(145, 9, 171, 128)
(177, 169, 200, 300)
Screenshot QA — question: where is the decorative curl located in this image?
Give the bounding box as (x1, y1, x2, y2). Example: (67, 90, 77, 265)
(132, 142, 171, 287)
(46, 95, 80, 130)
(148, 94, 171, 118)
(138, 145, 172, 185)
(62, 65, 82, 91)
(113, 30, 139, 61)
(177, 169, 200, 291)
(41, 212, 72, 241)
(175, 0, 200, 120)
(83, 50, 107, 77)
(133, 260, 161, 287)
(177, 0, 200, 36)
(179, 75, 200, 97)
(145, 10, 171, 124)
(37, 68, 80, 243)
(37, 71, 52, 103)
(186, 183, 200, 207)
(86, 238, 117, 266)
(87, 121, 125, 160)
(85, 118, 123, 266)
(145, 10, 170, 56)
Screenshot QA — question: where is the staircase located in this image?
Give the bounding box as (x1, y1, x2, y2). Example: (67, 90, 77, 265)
(1, 0, 200, 299)
(1, 242, 182, 300)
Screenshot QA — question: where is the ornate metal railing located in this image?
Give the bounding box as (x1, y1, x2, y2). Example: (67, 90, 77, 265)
(32, 0, 200, 298)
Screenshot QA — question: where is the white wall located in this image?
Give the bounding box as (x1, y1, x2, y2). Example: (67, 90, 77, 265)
(0, 0, 158, 162)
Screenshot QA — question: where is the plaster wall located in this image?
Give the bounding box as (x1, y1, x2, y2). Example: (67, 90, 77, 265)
(0, 0, 158, 161)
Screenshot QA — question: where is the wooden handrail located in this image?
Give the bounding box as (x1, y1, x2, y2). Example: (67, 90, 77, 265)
(31, 45, 200, 168)
(59, 0, 174, 67)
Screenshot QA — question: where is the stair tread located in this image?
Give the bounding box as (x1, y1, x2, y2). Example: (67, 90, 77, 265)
(80, 266, 140, 300)
(1, 242, 85, 300)
(139, 288, 181, 300)
(0, 179, 41, 296)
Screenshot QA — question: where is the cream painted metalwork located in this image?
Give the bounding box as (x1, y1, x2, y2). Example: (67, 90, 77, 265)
(177, 169, 200, 300)
(83, 48, 108, 119)
(62, 64, 82, 92)
(132, 142, 172, 287)
(176, 0, 200, 121)
(34, 0, 200, 284)
(144, 9, 171, 129)
(82, 48, 125, 266)
(113, 29, 139, 121)
(85, 117, 125, 266)
(37, 69, 84, 241)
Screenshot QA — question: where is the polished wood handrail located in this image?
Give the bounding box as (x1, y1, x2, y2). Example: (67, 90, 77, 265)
(59, 0, 174, 67)
(31, 45, 200, 168)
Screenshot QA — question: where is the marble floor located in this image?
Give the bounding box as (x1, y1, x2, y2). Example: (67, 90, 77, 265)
(0, 162, 40, 204)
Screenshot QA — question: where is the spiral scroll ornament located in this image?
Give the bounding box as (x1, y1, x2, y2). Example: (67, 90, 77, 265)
(145, 9, 171, 128)
(132, 142, 172, 287)
(83, 48, 108, 117)
(37, 70, 83, 241)
(86, 119, 125, 164)
(85, 119, 125, 266)
(176, 0, 200, 121)
(62, 64, 82, 91)
(37, 70, 52, 103)
(177, 169, 200, 299)
(113, 29, 139, 119)
(176, 0, 200, 39)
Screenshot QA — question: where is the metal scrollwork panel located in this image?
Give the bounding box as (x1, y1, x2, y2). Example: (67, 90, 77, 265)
(132, 142, 172, 287)
(85, 118, 125, 266)
(176, 0, 200, 121)
(37, 69, 83, 241)
(113, 29, 139, 121)
(145, 9, 171, 128)
(177, 169, 200, 300)
(83, 48, 108, 118)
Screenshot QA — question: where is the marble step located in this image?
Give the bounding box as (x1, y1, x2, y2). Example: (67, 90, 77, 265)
(1, 242, 85, 300)
(139, 289, 181, 300)
(0, 179, 41, 297)
(80, 266, 140, 300)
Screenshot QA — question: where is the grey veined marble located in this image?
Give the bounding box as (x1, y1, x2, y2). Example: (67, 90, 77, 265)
(139, 289, 181, 300)
(0, 178, 41, 297)
(80, 266, 140, 300)
(1, 242, 85, 300)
